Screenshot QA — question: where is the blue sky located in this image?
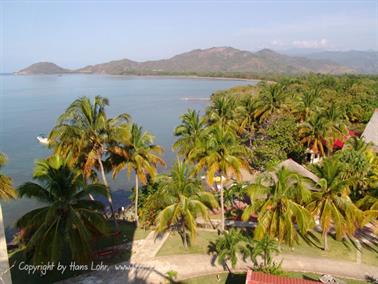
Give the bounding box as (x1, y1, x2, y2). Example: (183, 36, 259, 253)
(1, 0, 377, 72)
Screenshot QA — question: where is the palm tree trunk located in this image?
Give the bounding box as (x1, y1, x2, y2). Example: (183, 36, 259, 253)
(224, 261, 232, 274)
(135, 175, 139, 226)
(97, 157, 118, 229)
(323, 231, 329, 251)
(220, 183, 225, 232)
(84, 177, 95, 200)
(181, 222, 188, 248)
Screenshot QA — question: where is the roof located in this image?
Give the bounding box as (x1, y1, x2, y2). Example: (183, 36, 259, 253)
(278, 159, 319, 183)
(362, 109, 378, 152)
(246, 271, 321, 284)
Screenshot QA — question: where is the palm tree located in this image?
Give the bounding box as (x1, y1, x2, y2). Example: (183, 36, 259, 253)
(337, 137, 378, 200)
(242, 167, 314, 246)
(246, 236, 281, 273)
(206, 95, 237, 128)
(297, 88, 320, 122)
(173, 109, 205, 160)
(235, 96, 257, 146)
(254, 84, 288, 122)
(308, 158, 364, 250)
(0, 152, 16, 199)
(190, 124, 251, 231)
(108, 123, 165, 225)
(298, 113, 332, 157)
(49, 96, 129, 221)
(155, 161, 218, 247)
(211, 228, 246, 271)
(16, 155, 109, 264)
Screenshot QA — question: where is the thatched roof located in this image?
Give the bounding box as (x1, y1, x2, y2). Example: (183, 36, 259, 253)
(362, 109, 378, 152)
(278, 159, 319, 183)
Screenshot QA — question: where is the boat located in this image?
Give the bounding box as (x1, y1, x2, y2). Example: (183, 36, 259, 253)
(37, 135, 49, 145)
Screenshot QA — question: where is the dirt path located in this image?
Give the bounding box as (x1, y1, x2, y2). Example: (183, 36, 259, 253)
(60, 228, 378, 283)
(61, 250, 378, 283)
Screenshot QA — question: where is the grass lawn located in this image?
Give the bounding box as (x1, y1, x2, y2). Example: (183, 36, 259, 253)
(281, 232, 378, 266)
(180, 272, 245, 284)
(180, 272, 369, 284)
(157, 230, 378, 266)
(157, 230, 219, 256)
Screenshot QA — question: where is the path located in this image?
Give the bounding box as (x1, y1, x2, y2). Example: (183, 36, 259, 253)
(61, 247, 378, 284)
(130, 231, 170, 263)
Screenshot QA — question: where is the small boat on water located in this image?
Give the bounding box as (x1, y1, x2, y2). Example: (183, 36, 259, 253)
(37, 134, 49, 145)
(181, 97, 210, 101)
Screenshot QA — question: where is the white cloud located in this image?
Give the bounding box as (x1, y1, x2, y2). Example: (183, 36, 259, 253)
(270, 40, 284, 47)
(292, 38, 330, 49)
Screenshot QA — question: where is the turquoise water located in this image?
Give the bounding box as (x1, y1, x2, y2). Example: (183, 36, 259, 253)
(0, 74, 256, 229)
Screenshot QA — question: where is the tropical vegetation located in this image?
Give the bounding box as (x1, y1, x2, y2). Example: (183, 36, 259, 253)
(6, 74, 378, 282)
(0, 152, 16, 199)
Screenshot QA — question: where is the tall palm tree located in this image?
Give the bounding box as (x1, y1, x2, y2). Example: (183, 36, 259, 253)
(155, 161, 218, 247)
(49, 96, 129, 221)
(297, 88, 320, 122)
(254, 84, 288, 122)
(108, 123, 165, 225)
(308, 158, 364, 250)
(206, 95, 237, 128)
(173, 109, 205, 160)
(235, 96, 258, 146)
(190, 124, 251, 231)
(0, 152, 16, 199)
(298, 113, 332, 157)
(16, 155, 109, 263)
(242, 167, 314, 246)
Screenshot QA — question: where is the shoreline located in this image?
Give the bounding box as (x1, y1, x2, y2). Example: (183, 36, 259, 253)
(10, 72, 262, 83)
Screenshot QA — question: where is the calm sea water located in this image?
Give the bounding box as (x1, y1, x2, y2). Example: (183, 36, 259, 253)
(0, 74, 256, 230)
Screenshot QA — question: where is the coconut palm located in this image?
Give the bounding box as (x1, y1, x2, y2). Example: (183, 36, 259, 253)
(235, 96, 258, 146)
(16, 155, 109, 264)
(322, 102, 346, 125)
(155, 161, 218, 247)
(0, 152, 16, 199)
(49, 96, 129, 221)
(242, 167, 314, 246)
(298, 113, 332, 157)
(190, 124, 251, 231)
(308, 158, 364, 250)
(297, 88, 320, 122)
(337, 138, 378, 200)
(206, 95, 237, 128)
(173, 109, 205, 160)
(108, 123, 165, 225)
(254, 84, 288, 122)
(211, 228, 246, 271)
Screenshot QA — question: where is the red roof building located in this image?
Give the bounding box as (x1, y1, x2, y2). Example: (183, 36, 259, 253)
(245, 271, 321, 284)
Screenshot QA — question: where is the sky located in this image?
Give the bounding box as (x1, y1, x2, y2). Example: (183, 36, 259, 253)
(1, 0, 377, 72)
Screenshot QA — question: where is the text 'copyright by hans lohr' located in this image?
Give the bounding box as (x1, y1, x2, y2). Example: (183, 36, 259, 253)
(17, 261, 152, 276)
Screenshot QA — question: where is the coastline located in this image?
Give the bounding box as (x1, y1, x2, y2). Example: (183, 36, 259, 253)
(10, 72, 262, 83)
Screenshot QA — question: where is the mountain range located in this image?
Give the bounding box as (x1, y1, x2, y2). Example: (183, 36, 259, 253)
(16, 47, 377, 76)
